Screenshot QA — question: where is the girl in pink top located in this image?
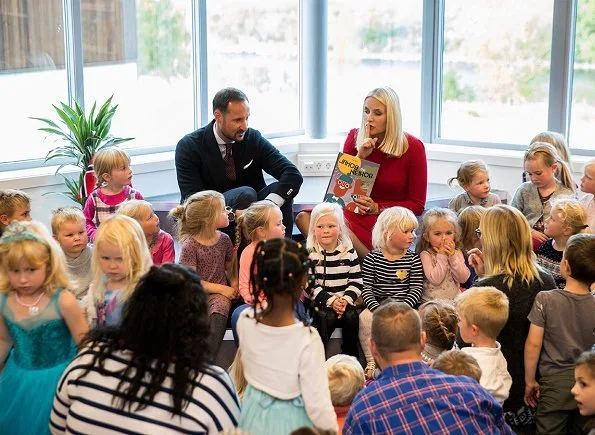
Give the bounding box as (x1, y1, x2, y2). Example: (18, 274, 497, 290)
(231, 200, 286, 345)
(117, 200, 175, 265)
(416, 208, 470, 302)
(83, 147, 143, 241)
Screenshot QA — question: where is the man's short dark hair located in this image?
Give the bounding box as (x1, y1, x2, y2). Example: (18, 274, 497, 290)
(371, 302, 422, 358)
(564, 233, 595, 287)
(212, 87, 249, 114)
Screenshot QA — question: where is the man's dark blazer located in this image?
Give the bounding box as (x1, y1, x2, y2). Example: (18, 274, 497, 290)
(175, 120, 303, 203)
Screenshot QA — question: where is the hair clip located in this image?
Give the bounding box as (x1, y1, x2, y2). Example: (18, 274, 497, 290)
(297, 242, 302, 249)
(0, 221, 48, 247)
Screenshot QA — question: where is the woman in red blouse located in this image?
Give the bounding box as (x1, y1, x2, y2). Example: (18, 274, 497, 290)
(296, 87, 427, 258)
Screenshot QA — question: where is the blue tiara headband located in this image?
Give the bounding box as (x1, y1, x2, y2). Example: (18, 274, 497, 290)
(0, 221, 49, 247)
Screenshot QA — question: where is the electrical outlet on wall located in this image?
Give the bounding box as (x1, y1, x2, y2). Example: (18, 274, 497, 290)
(297, 154, 337, 176)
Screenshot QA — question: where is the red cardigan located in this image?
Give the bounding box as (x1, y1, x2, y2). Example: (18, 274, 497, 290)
(342, 128, 427, 250)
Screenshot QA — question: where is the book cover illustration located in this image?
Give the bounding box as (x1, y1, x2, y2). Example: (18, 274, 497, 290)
(323, 153, 380, 213)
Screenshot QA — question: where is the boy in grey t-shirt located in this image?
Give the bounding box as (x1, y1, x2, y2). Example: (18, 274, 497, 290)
(52, 207, 94, 299)
(524, 234, 595, 435)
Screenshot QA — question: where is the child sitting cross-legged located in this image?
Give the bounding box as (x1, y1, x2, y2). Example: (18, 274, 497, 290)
(456, 286, 513, 404)
(524, 233, 595, 435)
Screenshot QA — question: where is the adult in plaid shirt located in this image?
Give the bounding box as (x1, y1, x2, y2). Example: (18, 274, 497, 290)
(344, 302, 513, 434)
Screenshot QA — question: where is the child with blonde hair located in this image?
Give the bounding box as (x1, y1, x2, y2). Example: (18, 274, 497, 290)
(51, 207, 93, 299)
(511, 142, 576, 251)
(529, 131, 572, 176)
(467, 205, 556, 424)
(572, 349, 595, 431)
(579, 158, 595, 232)
(307, 202, 362, 357)
(230, 200, 286, 344)
(433, 350, 482, 382)
(537, 199, 590, 288)
(0, 189, 31, 234)
(170, 190, 238, 356)
(83, 147, 143, 241)
(416, 208, 470, 302)
(0, 220, 88, 433)
(237, 239, 337, 434)
(117, 199, 175, 265)
(458, 205, 487, 288)
(448, 160, 501, 214)
(456, 286, 512, 404)
(325, 354, 365, 433)
(525, 234, 595, 434)
(359, 206, 423, 378)
(87, 214, 152, 327)
(419, 300, 459, 365)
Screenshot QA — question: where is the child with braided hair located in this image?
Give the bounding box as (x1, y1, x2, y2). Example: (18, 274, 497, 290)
(419, 300, 459, 366)
(236, 238, 337, 434)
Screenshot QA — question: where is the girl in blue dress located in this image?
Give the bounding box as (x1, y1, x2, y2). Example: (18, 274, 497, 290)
(0, 220, 88, 434)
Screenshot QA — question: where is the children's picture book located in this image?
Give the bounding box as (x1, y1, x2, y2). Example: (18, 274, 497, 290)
(323, 153, 380, 213)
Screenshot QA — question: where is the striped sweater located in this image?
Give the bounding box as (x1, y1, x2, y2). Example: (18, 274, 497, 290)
(361, 249, 424, 311)
(50, 347, 240, 434)
(309, 244, 363, 306)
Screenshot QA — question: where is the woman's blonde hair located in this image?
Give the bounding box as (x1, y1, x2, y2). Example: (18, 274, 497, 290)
(458, 205, 486, 252)
(480, 205, 541, 288)
(169, 191, 225, 243)
(524, 142, 575, 192)
(550, 199, 591, 235)
(530, 131, 571, 166)
(234, 200, 279, 246)
(0, 221, 69, 295)
(415, 208, 462, 254)
(307, 202, 352, 256)
(356, 87, 409, 158)
(419, 300, 459, 351)
(117, 199, 153, 222)
(447, 160, 489, 189)
(93, 147, 132, 188)
(91, 215, 152, 303)
(372, 206, 418, 250)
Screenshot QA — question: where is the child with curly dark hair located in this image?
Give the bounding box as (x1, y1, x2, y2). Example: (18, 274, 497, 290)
(50, 263, 241, 433)
(237, 238, 337, 434)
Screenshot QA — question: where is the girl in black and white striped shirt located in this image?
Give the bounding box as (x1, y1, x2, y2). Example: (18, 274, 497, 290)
(358, 206, 424, 377)
(307, 202, 363, 357)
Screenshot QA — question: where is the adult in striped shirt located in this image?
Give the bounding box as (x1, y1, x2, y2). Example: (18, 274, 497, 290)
(358, 207, 423, 378)
(50, 264, 240, 434)
(344, 302, 513, 435)
(307, 203, 363, 357)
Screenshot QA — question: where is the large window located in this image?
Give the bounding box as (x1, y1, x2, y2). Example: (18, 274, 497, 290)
(82, 0, 193, 149)
(0, 0, 68, 163)
(440, 0, 554, 145)
(569, 0, 595, 152)
(327, 1, 423, 136)
(206, 0, 300, 135)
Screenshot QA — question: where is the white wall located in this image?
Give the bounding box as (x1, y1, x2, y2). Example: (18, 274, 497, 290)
(1, 141, 589, 230)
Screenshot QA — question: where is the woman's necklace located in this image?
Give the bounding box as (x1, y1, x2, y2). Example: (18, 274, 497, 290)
(14, 291, 44, 316)
(148, 233, 158, 250)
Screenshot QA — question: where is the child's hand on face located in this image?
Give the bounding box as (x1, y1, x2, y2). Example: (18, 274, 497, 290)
(433, 241, 447, 255)
(443, 239, 456, 256)
(467, 248, 485, 276)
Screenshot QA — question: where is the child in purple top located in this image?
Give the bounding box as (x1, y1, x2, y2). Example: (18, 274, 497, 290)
(170, 190, 238, 356)
(117, 200, 175, 264)
(83, 147, 143, 241)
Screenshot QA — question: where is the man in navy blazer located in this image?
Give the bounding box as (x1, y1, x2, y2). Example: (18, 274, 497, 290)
(175, 87, 303, 238)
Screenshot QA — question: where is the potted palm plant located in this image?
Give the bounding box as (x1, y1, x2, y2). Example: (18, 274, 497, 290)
(31, 96, 133, 207)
